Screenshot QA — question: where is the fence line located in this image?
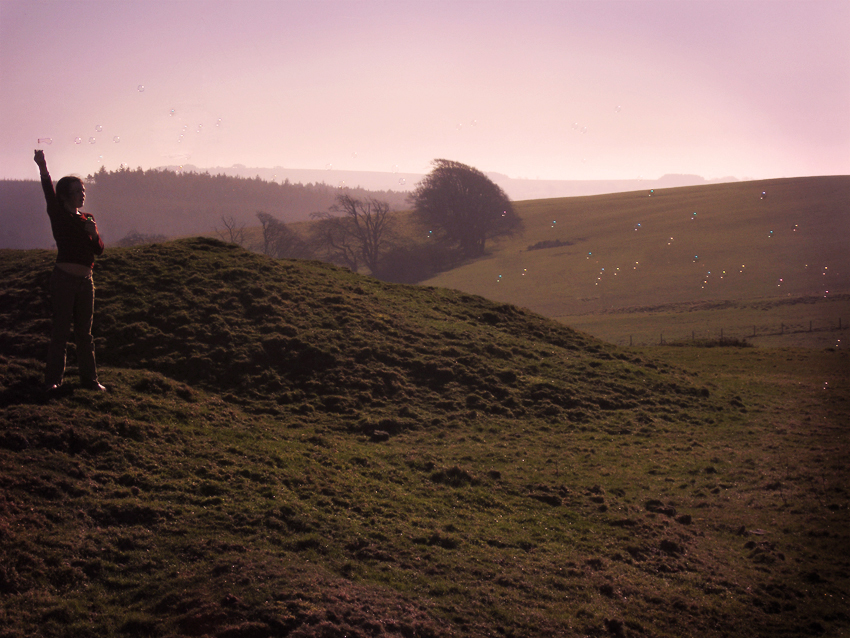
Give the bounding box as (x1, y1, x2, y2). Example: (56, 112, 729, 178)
(624, 317, 847, 347)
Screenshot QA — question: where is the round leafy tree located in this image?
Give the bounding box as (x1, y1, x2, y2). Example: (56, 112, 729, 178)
(409, 159, 522, 258)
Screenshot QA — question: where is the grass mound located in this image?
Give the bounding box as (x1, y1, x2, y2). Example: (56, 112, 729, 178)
(1, 238, 847, 637)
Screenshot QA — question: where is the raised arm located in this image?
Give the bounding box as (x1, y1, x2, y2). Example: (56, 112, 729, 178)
(34, 149, 56, 203)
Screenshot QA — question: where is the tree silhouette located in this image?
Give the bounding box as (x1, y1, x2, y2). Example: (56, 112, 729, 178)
(215, 215, 245, 246)
(310, 195, 396, 274)
(255, 211, 309, 259)
(409, 159, 521, 258)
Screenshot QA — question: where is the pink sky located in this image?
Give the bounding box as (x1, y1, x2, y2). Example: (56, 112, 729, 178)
(2, 0, 848, 183)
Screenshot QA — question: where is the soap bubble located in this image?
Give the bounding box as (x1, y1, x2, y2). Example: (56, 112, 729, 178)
(215, 118, 222, 126)
(38, 138, 53, 145)
(113, 136, 120, 143)
(399, 178, 406, 185)
(392, 164, 399, 173)
(169, 109, 176, 116)
(137, 85, 145, 92)
(615, 105, 622, 113)
(325, 163, 333, 170)
(74, 137, 82, 144)
(95, 124, 103, 132)
(88, 137, 96, 144)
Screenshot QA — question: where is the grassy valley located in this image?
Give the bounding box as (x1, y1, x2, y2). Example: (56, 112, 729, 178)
(1, 238, 848, 637)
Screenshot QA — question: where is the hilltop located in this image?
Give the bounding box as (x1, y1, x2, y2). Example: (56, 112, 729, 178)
(1, 238, 848, 637)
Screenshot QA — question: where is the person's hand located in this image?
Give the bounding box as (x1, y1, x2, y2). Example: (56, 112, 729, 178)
(34, 149, 47, 169)
(84, 219, 98, 238)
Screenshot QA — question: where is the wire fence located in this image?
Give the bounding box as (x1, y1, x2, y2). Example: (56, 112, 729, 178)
(622, 317, 848, 347)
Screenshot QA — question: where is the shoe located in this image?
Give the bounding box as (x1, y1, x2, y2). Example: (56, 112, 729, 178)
(83, 381, 107, 392)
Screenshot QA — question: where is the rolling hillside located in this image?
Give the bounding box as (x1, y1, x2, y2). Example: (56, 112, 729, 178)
(424, 176, 850, 346)
(1, 238, 847, 637)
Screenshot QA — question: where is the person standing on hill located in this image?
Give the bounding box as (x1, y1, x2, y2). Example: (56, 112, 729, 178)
(33, 150, 107, 392)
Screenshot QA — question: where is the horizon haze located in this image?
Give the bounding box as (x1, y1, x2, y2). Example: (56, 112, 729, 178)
(2, 0, 848, 184)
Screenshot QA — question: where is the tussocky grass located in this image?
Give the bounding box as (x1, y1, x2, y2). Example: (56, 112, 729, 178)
(0, 238, 847, 637)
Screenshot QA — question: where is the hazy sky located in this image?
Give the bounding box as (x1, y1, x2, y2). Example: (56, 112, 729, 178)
(2, 0, 848, 183)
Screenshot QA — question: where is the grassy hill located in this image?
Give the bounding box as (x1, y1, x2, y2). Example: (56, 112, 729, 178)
(423, 176, 850, 347)
(1, 238, 848, 637)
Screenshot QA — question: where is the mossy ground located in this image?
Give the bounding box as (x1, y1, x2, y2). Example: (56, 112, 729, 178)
(1, 239, 847, 637)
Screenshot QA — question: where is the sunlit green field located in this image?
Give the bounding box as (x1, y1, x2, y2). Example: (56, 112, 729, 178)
(424, 176, 850, 348)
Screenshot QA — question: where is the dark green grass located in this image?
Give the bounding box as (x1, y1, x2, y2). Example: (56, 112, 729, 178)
(1, 239, 847, 637)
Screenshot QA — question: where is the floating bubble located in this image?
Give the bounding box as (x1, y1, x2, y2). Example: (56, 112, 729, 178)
(169, 109, 176, 116)
(113, 136, 120, 143)
(88, 137, 96, 144)
(177, 135, 184, 143)
(399, 178, 406, 185)
(97, 155, 103, 163)
(196, 124, 203, 133)
(325, 163, 333, 170)
(352, 151, 358, 159)
(615, 105, 622, 113)
(581, 126, 588, 134)
(137, 85, 145, 92)
(95, 124, 103, 132)
(215, 118, 222, 126)
(392, 164, 399, 173)
(38, 137, 53, 145)
(74, 137, 82, 144)
(120, 163, 128, 169)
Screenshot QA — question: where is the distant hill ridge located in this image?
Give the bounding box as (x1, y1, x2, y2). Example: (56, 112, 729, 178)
(162, 163, 740, 200)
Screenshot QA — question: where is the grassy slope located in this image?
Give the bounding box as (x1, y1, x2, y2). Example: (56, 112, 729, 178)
(1, 238, 848, 638)
(422, 176, 850, 347)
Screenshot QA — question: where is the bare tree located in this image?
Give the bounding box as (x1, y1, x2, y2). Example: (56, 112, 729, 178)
(215, 215, 245, 246)
(310, 195, 395, 273)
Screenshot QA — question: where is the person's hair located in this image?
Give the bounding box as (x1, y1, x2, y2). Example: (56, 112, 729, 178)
(56, 175, 84, 204)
